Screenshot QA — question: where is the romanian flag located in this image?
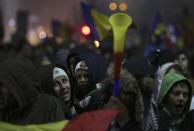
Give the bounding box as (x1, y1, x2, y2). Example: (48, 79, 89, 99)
(80, 2, 111, 40)
(148, 11, 162, 35)
(91, 9, 111, 40)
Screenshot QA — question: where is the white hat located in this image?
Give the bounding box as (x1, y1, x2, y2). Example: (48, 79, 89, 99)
(53, 67, 69, 80)
(75, 60, 88, 74)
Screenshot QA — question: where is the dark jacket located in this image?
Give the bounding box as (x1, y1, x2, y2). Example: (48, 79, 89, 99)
(38, 64, 74, 119)
(74, 88, 102, 113)
(0, 57, 65, 124)
(157, 73, 192, 131)
(180, 110, 194, 131)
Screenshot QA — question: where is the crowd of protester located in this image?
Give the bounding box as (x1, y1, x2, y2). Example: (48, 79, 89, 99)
(0, 7, 194, 131)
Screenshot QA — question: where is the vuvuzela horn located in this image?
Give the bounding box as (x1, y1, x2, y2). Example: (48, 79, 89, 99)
(109, 13, 133, 96)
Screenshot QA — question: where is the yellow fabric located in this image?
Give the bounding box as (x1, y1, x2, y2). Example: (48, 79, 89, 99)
(154, 23, 166, 35)
(91, 9, 111, 40)
(0, 120, 69, 131)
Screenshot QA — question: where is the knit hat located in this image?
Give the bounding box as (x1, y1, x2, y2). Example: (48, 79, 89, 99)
(75, 60, 88, 74)
(53, 67, 69, 80)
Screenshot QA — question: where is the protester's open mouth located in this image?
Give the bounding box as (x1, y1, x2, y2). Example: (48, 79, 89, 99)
(61, 94, 70, 101)
(174, 105, 184, 112)
(62, 92, 68, 96)
(60, 90, 69, 97)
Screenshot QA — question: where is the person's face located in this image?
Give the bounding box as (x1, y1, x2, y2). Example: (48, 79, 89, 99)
(166, 82, 189, 115)
(178, 54, 188, 70)
(76, 69, 89, 90)
(53, 76, 71, 102)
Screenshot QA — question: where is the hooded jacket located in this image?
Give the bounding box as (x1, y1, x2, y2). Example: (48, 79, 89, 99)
(38, 64, 74, 119)
(0, 57, 65, 124)
(144, 63, 184, 131)
(158, 73, 192, 109)
(155, 62, 183, 99)
(157, 73, 192, 131)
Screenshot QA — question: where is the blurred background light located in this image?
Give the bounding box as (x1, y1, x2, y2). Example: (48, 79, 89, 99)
(81, 25, 91, 36)
(109, 2, 117, 11)
(94, 40, 100, 48)
(119, 2, 128, 11)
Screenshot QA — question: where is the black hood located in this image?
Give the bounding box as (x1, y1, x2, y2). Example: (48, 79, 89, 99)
(0, 57, 40, 110)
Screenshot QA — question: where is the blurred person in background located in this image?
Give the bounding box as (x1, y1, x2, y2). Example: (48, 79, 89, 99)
(0, 57, 65, 124)
(100, 70, 144, 131)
